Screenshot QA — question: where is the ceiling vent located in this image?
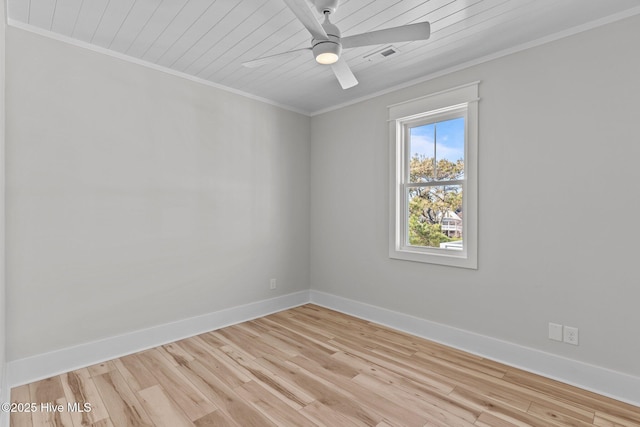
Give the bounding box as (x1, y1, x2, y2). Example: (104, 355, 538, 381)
(363, 45, 399, 63)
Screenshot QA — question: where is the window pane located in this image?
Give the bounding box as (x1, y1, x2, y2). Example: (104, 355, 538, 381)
(409, 118, 464, 183)
(409, 124, 435, 183)
(435, 117, 465, 181)
(407, 185, 463, 250)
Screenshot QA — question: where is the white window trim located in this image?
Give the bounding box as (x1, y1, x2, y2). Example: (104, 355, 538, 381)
(388, 82, 479, 269)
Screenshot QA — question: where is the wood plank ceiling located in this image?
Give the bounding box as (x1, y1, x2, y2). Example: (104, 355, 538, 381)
(7, 0, 640, 114)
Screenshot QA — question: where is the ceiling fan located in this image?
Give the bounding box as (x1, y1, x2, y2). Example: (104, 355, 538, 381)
(242, 0, 431, 89)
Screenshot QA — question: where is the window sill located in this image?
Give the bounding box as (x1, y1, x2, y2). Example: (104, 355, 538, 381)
(389, 247, 477, 269)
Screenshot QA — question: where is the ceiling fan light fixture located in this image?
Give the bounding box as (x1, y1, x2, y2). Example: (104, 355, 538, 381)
(316, 52, 339, 65)
(313, 41, 341, 65)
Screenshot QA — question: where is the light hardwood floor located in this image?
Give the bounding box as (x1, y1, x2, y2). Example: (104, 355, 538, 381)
(9, 304, 640, 427)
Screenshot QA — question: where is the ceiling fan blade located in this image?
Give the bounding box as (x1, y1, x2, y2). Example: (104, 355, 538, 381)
(242, 48, 311, 68)
(331, 58, 358, 89)
(341, 21, 430, 49)
(281, 0, 328, 41)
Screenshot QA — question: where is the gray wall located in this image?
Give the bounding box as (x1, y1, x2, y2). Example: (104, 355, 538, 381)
(5, 28, 310, 360)
(1, 0, 6, 399)
(310, 14, 640, 376)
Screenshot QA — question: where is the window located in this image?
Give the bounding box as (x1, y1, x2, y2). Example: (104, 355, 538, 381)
(389, 82, 479, 268)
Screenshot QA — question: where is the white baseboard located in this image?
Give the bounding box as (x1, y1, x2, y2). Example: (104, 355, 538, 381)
(7, 290, 310, 387)
(5, 289, 640, 410)
(309, 290, 640, 408)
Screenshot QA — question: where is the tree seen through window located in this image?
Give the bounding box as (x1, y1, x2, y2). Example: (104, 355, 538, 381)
(408, 117, 464, 249)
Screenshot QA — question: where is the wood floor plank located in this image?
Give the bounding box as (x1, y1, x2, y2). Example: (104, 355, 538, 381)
(169, 357, 277, 427)
(527, 400, 594, 427)
(260, 325, 353, 379)
(87, 361, 117, 377)
(195, 331, 230, 349)
(173, 335, 251, 388)
(255, 316, 339, 355)
(113, 355, 159, 393)
(503, 367, 640, 422)
(256, 354, 383, 426)
(60, 368, 110, 426)
(413, 349, 508, 383)
(593, 411, 640, 427)
(136, 385, 194, 427)
(527, 399, 595, 423)
(291, 307, 382, 341)
(452, 385, 562, 427)
(474, 411, 529, 427)
(28, 377, 65, 403)
(92, 370, 153, 427)
(234, 380, 319, 427)
(10, 304, 640, 427)
(300, 400, 364, 427)
(91, 419, 116, 427)
(192, 410, 238, 427)
(214, 325, 294, 361)
(352, 372, 478, 427)
(329, 337, 457, 395)
(415, 348, 507, 379)
(218, 344, 316, 409)
(28, 377, 75, 427)
(412, 349, 571, 409)
(32, 398, 75, 427)
(288, 353, 428, 426)
(157, 342, 194, 367)
(449, 384, 533, 418)
(9, 384, 33, 427)
(267, 311, 337, 341)
(135, 349, 216, 422)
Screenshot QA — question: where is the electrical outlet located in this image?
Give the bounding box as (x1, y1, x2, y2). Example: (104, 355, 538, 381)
(548, 323, 563, 341)
(269, 278, 277, 290)
(563, 326, 579, 345)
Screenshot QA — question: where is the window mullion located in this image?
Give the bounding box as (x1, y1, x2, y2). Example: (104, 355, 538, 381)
(408, 179, 465, 188)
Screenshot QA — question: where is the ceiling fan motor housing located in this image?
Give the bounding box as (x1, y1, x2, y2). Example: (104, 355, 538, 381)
(312, 19, 342, 64)
(313, 0, 339, 15)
